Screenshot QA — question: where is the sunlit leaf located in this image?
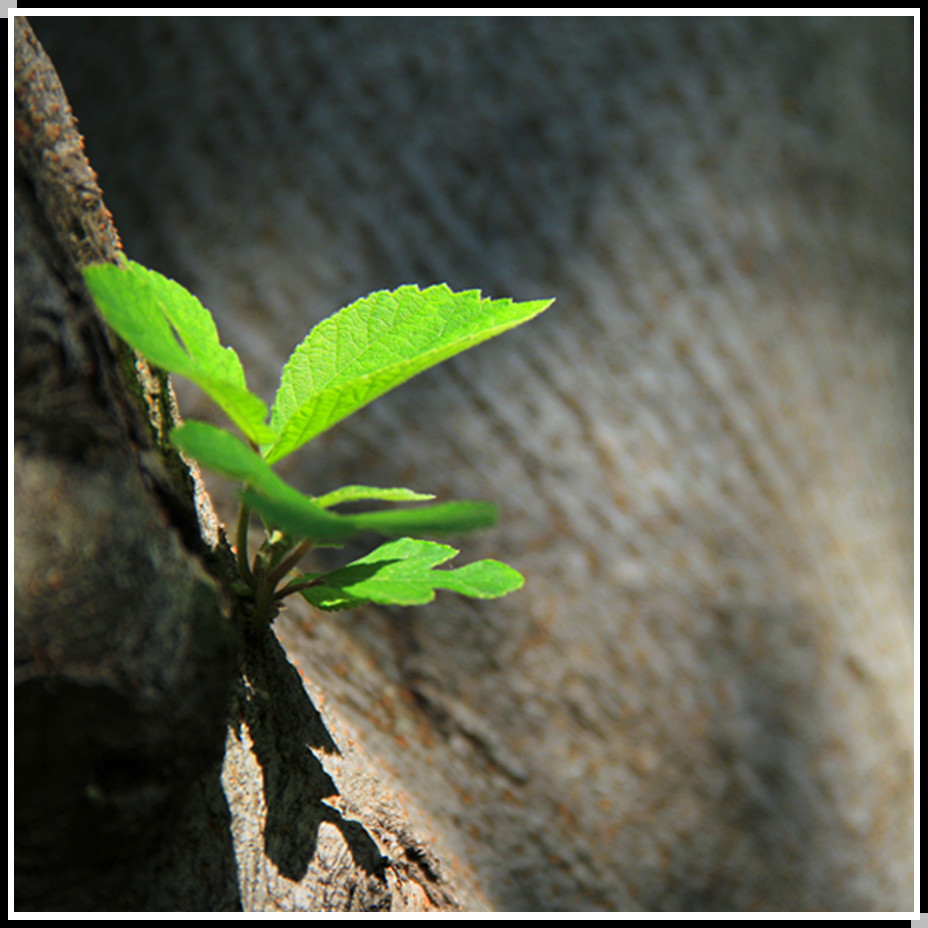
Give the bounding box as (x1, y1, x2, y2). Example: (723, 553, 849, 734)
(296, 537, 524, 610)
(172, 422, 500, 542)
(314, 485, 435, 509)
(266, 284, 553, 463)
(83, 260, 276, 445)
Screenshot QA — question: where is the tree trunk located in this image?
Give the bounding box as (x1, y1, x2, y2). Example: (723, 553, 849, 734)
(16, 15, 913, 911)
(13, 17, 483, 912)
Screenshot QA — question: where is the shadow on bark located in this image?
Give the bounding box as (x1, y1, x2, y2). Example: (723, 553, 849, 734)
(237, 631, 388, 883)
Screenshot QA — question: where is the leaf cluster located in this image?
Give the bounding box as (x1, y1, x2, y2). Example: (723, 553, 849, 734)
(83, 259, 552, 626)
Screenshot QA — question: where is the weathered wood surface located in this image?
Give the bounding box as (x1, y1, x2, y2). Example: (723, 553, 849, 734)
(26, 16, 913, 910)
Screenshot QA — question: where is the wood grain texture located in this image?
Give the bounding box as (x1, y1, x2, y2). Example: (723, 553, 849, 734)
(32, 16, 913, 910)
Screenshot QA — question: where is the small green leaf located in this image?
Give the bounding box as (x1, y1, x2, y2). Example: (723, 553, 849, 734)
(347, 500, 498, 536)
(314, 485, 435, 509)
(171, 421, 356, 543)
(172, 421, 501, 542)
(297, 537, 524, 609)
(266, 284, 554, 464)
(238, 487, 357, 544)
(241, 489, 498, 541)
(83, 260, 276, 445)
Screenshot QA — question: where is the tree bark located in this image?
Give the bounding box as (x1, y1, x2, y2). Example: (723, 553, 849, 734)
(13, 17, 483, 912)
(13, 18, 236, 909)
(17, 15, 914, 911)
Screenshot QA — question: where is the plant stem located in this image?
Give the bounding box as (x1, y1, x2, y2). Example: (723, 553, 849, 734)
(253, 575, 276, 626)
(236, 502, 256, 588)
(276, 576, 325, 598)
(266, 538, 315, 592)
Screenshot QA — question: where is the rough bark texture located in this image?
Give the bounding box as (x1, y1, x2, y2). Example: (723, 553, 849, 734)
(14, 18, 236, 909)
(14, 17, 484, 912)
(22, 15, 913, 911)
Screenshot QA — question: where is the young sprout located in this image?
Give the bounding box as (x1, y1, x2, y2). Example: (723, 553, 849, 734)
(83, 258, 553, 628)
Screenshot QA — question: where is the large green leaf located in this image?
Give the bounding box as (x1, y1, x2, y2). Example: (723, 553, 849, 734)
(83, 260, 276, 445)
(172, 421, 501, 542)
(297, 537, 524, 610)
(266, 284, 554, 464)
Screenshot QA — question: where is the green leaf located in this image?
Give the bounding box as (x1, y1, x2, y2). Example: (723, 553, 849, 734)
(241, 490, 498, 541)
(171, 421, 356, 543)
(347, 500, 498, 536)
(296, 537, 524, 609)
(83, 260, 276, 445)
(172, 421, 500, 542)
(266, 284, 554, 464)
(314, 485, 435, 509)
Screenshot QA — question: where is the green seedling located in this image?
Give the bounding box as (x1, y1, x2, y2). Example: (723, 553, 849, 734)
(83, 258, 553, 628)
